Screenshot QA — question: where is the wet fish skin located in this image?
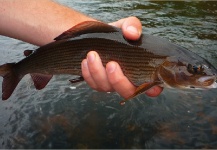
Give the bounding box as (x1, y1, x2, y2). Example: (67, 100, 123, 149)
(0, 21, 216, 102)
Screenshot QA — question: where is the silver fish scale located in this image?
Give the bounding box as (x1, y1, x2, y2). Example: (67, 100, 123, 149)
(14, 37, 167, 86)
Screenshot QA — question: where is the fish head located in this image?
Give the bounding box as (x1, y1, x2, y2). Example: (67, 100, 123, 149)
(157, 57, 217, 89)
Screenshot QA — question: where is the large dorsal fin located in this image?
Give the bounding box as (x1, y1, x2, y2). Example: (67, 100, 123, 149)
(54, 21, 119, 40)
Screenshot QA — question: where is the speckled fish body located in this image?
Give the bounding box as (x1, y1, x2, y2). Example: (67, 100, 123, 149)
(0, 21, 216, 102)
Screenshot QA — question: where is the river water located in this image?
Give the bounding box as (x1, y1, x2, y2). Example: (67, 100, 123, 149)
(0, 1, 217, 149)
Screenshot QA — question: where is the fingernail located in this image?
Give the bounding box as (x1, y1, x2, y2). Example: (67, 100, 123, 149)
(87, 52, 95, 63)
(82, 59, 88, 69)
(107, 62, 116, 73)
(126, 26, 139, 35)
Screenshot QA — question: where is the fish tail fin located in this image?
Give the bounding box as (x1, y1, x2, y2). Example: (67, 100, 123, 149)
(0, 63, 23, 100)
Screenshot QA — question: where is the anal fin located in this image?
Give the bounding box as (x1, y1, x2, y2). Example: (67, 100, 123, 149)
(120, 81, 162, 105)
(30, 73, 53, 90)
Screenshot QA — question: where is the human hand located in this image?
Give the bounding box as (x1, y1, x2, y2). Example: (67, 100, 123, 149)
(81, 17, 163, 99)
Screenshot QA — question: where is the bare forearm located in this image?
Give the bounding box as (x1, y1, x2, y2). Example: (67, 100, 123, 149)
(0, 1, 162, 98)
(0, 0, 95, 46)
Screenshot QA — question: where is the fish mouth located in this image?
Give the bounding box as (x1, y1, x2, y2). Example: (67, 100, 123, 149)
(197, 75, 217, 88)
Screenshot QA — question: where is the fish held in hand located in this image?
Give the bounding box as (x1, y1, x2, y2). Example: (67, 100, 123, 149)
(0, 21, 216, 104)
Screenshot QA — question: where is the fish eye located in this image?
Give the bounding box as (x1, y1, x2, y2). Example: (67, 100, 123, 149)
(187, 64, 204, 75)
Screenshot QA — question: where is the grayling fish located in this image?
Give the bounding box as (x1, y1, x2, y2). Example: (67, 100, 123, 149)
(0, 21, 216, 104)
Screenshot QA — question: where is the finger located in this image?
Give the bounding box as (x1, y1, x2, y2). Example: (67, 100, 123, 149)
(106, 61, 136, 99)
(109, 16, 142, 41)
(106, 61, 163, 98)
(145, 86, 163, 97)
(81, 59, 98, 89)
(86, 51, 114, 91)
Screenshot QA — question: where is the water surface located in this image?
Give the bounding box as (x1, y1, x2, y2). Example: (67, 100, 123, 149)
(0, 1, 217, 149)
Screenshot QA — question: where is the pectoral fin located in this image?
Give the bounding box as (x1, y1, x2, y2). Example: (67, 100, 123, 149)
(119, 81, 162, 105)
(69, 76, 84, 83)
